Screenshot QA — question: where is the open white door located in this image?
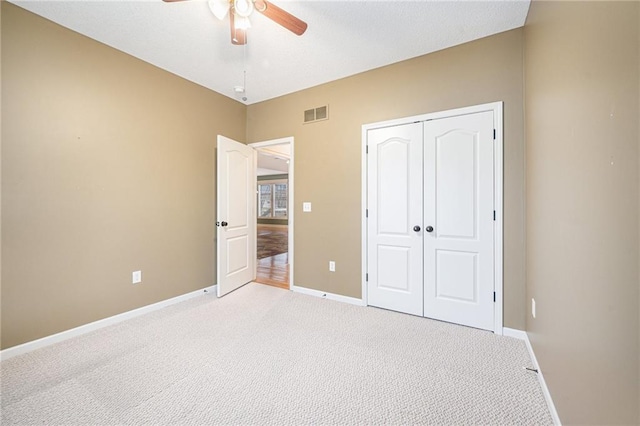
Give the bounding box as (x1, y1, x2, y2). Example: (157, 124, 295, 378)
(217, 135, 256, 297)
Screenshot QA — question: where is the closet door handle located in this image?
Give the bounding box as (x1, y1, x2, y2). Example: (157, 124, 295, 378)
(413, 225, 421, 232)
(221, 221, 228, 227)
(426, 226, 434, 233)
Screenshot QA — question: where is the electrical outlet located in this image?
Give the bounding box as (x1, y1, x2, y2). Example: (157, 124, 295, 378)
(303, 202, 312, 212)
(532, 298, 536, 319)
(329, 261, 336, 272)
(132, 270, 142, 284)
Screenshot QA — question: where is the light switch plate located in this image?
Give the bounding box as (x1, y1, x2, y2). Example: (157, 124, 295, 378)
(303, 202, 312, 212)
(132, 270, 142, 284)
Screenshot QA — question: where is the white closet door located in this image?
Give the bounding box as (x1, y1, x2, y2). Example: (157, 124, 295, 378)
(423, 111, 495, 331)
(366, 123, 423, 316)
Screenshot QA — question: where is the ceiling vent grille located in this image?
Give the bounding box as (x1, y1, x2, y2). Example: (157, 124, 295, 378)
(303, 105, 329, 124)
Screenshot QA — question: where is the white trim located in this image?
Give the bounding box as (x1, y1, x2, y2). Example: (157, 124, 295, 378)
(250, 137, 294, 290)
(361, 125, 369, 307)
(0, 285, 216, 361)
(250, 137, 292, 149)
(362, 102, 504, 131)
(493, 102, 504, 335)
(502, 328, 562, 426)
(291, 284, 366, 306)
(523, 335, 562, 426)
(361, 102, 504, 333)
(502, 327, 528, 340)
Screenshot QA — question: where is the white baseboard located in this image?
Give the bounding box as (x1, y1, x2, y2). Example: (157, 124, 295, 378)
(291, 285, 365, 306)
(1, 285, 216, 361)
(503, 328, 562, 426)
(502, 327, 528, 340)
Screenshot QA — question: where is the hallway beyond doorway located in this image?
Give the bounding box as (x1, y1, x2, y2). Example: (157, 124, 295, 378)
(255, 224, 289, 289)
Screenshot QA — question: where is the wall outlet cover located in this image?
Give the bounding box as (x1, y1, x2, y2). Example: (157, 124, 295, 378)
(532, 298, 536, 319)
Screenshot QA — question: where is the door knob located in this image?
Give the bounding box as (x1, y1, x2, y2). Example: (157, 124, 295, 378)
(413, 225, 421, 232)
(426, 226, 434, 233)
(221, 221, 228, 227)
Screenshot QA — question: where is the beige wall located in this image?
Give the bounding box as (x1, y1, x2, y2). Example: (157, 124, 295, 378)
(525, 1, 639, 424)
(247, 29, 526, 329)
(1, 3, 246, 349)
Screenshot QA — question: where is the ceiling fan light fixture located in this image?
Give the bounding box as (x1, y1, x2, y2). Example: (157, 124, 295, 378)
(234, 14, 252, 30)
(208, 0, 230, 20)
(233, 0, 254, 18)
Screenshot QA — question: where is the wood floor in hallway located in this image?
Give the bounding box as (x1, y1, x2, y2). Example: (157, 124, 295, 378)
(256, 253, 289, 289)
(255, 225, 289, 289)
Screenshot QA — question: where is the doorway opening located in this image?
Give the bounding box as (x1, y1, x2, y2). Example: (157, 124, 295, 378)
(251, 138, 293, 289)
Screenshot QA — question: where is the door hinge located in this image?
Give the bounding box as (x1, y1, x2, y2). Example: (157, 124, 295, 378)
(366, 273, 369, 282)
(493, 129, 496, 140)
(493, 211, 496, 221)
(366, 209, 368, 218)
(366, 145, 369, 154)
(493, 292, 496, 302)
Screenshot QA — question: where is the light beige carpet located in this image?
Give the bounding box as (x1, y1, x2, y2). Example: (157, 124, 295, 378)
(1, 283, 553, 425)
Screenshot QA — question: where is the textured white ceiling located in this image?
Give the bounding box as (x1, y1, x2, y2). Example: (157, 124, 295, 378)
(10, 0, 530, 105)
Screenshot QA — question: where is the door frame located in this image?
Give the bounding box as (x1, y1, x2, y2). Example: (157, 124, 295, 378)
(361, 102, 504, 334)
(249, 137, 294, 289)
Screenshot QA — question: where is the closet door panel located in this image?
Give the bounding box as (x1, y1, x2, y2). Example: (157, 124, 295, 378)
(366, 123, 423, 317)
(424, 111, 495, 331)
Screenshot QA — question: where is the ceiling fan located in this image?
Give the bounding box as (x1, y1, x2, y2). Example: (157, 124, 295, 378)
(163, 0, 308, 45)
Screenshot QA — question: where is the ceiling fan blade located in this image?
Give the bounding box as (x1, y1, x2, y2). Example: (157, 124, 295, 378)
(254, 0, 307, 36)
(230, 12, 247, 45)
(209, 0, 230, 20)
(162, 0, 189, 2)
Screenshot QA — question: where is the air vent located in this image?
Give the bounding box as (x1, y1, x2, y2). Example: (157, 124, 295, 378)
(303, 105, 329, 124)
